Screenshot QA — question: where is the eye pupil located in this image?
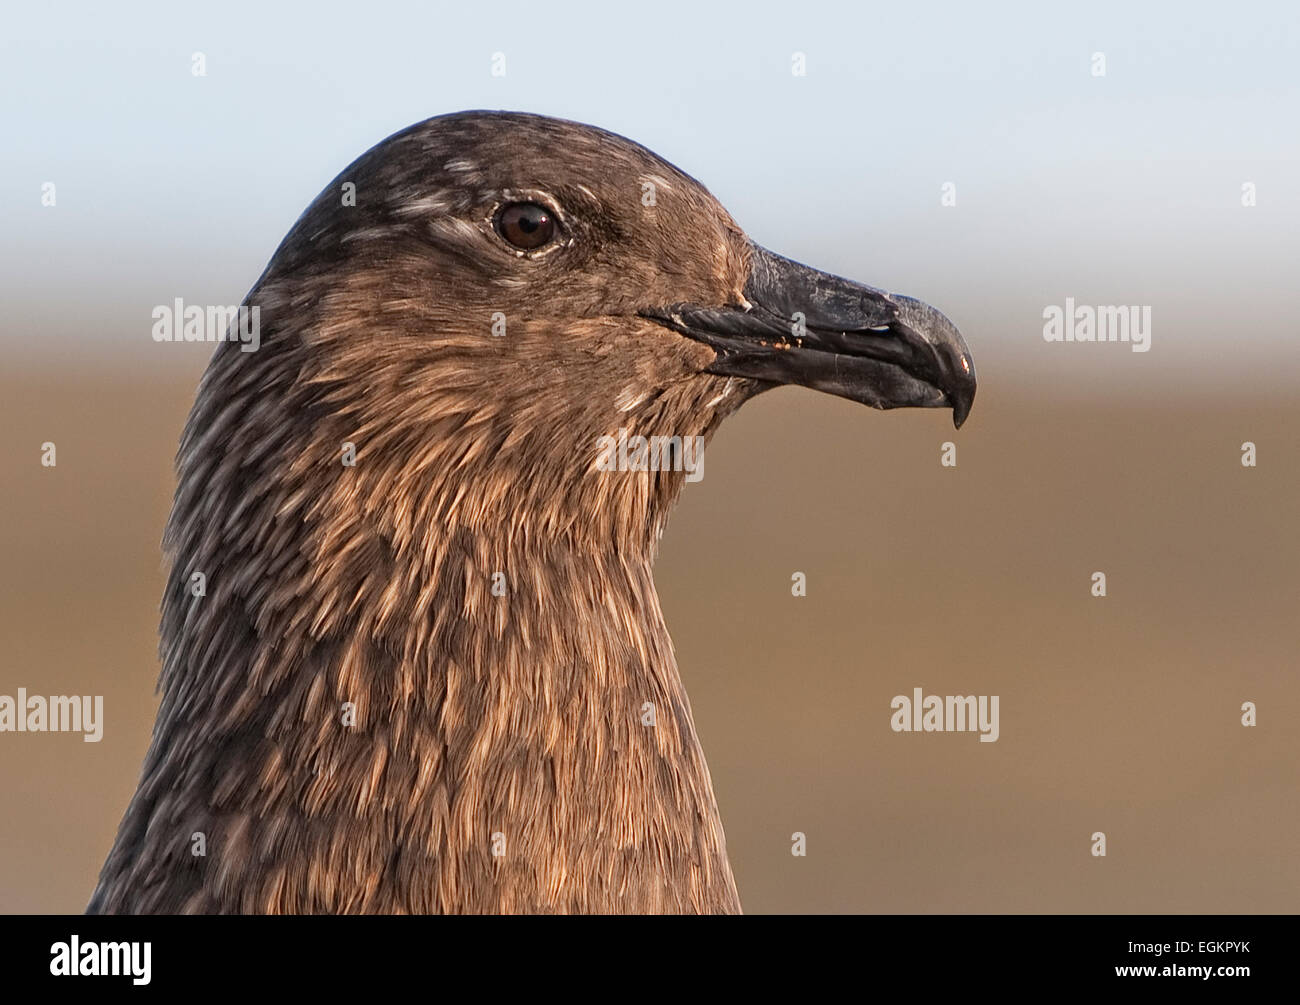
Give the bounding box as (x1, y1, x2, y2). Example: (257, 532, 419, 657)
(496, 202, 558, 250)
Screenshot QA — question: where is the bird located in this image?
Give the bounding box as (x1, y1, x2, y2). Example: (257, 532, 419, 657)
(88, 110, 975, 914)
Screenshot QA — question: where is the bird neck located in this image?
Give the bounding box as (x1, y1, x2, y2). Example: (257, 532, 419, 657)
(94, 373, 741, 911)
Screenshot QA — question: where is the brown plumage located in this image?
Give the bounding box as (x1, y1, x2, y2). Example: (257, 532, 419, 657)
(89, 111, 974, 914)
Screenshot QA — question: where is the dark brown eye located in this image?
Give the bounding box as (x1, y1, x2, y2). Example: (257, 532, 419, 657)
(495, 202, 558, 250)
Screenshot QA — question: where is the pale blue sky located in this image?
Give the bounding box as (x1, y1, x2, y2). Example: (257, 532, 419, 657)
(3, 0, 1298, 387)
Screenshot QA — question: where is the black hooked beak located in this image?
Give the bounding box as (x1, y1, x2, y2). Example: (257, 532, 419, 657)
(641, 245, 976, 428)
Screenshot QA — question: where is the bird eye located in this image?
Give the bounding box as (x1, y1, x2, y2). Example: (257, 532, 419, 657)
(494, 202, 559, 250)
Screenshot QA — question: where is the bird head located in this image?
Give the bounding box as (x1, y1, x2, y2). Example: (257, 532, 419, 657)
(129, 111, 978, 916)
(215, 111, 975, 549)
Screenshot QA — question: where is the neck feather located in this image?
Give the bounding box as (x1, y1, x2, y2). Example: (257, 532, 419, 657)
(91, 343, 743, 913)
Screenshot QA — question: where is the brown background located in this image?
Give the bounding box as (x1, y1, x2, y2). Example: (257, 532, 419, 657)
(2, 339, 1295, 913)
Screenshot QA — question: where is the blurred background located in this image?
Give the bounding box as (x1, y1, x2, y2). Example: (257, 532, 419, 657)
(1, 0, 1296, 912)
